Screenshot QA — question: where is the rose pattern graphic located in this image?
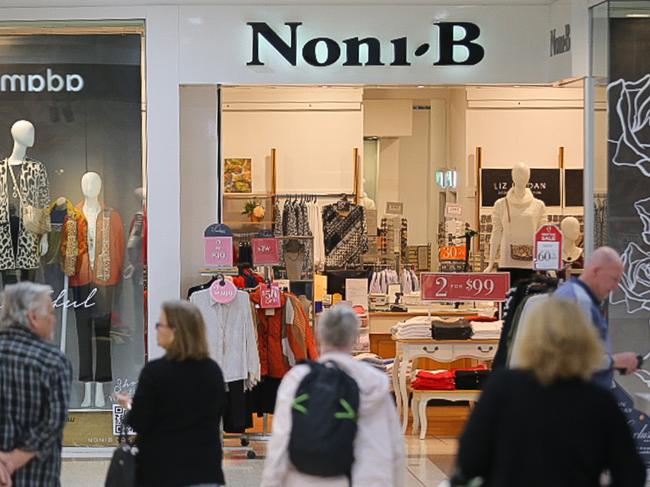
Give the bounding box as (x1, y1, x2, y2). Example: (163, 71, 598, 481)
(608, 75, 650, 177)
(611, 242, 650, 314)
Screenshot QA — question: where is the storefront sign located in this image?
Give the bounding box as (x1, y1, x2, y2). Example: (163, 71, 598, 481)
(252, 237, 280, 265)
(210, 279, 238, 304)
(439, 245, 467, 262)
(534, 225, 563, 271)
(247, 21, 485, 67)
(421, 272, 510, 302)
(564, 169, 583, 207)
(550, 24, 571, 57)
(481, 168, 561, 207)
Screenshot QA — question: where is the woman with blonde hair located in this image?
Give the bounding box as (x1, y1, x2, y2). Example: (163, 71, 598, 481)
(115, 301, 226, 487)
(453, 298, 645, 487)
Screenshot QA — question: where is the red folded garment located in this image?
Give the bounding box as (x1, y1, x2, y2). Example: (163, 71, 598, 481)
(411, 378, 455, 390)
(414, 370, 455, 381)
(467, 315, 497, 322)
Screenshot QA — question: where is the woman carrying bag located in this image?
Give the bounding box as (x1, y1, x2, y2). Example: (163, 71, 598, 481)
(114, 301, 226, 487)
(452, 298, 645, 487)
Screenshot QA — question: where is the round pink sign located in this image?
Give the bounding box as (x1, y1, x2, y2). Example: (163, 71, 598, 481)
(210, 279, 238, 304)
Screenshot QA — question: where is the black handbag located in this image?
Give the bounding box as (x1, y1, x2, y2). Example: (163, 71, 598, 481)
(431, 323, 473, 340)
(454, 370, 490, 390)
(105, 419, 138, 487)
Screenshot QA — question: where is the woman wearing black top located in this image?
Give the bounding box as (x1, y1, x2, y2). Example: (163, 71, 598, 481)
(454, 298, 646, 487)
(115, 301, 226, 487)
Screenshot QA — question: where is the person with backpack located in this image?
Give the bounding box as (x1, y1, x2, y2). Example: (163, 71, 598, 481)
(261, 305, 405, 487)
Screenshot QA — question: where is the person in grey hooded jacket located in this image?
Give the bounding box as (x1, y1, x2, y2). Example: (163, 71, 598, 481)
(261, 306, 405, 487)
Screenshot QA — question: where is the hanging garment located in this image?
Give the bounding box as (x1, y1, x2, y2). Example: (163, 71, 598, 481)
(70, 204, 125, 287)
(308, 201, 326, 270)
(0, 158, 50, 270)
(322, 203, 368, 268)
(249, 288, 289, 379)
(190, 289, 261, 384)
(43, 199, 88, 277)
(284, 293, 319, 365)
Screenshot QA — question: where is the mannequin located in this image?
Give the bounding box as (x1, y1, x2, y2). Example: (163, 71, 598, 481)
(560, 216, 583, 265)
(484, 163, 546, 284)
(72, 172, 125, 408)
(0, 120, 49, 284)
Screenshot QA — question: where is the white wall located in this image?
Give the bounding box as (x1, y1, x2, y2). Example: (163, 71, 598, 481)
(180, 86, 218, 297)
(222, 86, 363, 193)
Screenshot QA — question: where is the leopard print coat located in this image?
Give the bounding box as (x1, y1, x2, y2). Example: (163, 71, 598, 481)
(0, 158, 50, 270)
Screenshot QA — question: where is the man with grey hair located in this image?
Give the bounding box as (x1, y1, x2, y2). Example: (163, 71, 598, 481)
(262, 305, 405, 487)
(0, 282, 72, 487)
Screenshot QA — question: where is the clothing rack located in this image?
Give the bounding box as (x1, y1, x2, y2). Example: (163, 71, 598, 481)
(275, 192, 356, 199)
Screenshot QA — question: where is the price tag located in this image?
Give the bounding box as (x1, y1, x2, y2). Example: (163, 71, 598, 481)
(204, 236, 233, 267)
(439, 245, 467, 262)
(260, 284, 282, 309)
(252, 238, 280, 266)
(444, 203, 463, 218)
(420, 272, 510, 302)
(210, 279, 238, 304)
(534, 225, 563, 271)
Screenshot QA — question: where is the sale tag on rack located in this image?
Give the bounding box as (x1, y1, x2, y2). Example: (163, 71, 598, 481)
(204, 236, 233, 267)
(420, 272, 510, 302)
(252, 238, 280, 266)
(210, 279, 238, 304)
(534, 225, 563, 271)
(439, 245, 467, 262)
(260, 284, 282, 309)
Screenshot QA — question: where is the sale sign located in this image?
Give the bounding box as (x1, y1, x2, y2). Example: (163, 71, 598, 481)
(210, 279, 238, 304)
(420, 272, 510, 302)
(204, 236, 233, 267)
(534, 225, 563, 271)
(439, 245, 467, 262)
(252, 238, 280, 266)
(260, 284, 282, 309)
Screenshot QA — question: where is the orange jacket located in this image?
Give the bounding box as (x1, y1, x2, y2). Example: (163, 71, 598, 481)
(285, 293, 319, 362)
(250, 289, 289, 379)
(70, 203, 125, 287)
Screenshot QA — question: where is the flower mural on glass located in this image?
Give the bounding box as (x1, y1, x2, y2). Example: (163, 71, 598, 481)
(611, 242, 650, 314)
(608, 74, 650, 177)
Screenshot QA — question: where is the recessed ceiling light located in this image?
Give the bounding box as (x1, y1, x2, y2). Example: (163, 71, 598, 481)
(417, 85, 425, 89)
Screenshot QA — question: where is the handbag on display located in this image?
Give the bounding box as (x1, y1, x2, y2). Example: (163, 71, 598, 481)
(505, 198, 533, 262)
(431, 320, 473, 340)
(6, 160, 50, 235)
(454, 369, 490, 390)
(104, 420, 138, 487)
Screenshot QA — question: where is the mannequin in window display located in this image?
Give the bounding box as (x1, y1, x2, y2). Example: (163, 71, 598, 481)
(123, 187, 146, 339)
(560, 216, 584, 274)
(70, 172, 125, 408)
(484, 162, 546, 285)
(0, 120, 50, 285)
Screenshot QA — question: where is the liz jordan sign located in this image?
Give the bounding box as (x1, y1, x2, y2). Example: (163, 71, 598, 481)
(247, 22, 485, 67)
(0, 68, 84, 93)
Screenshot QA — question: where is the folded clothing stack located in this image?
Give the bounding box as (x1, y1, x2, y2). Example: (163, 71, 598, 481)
(411, 369, 455, 390)
(411, 366, 489, 391)
(391, 316, 433, 339)
(355, 352, 387, 372)
(431, 317, 475, 340)
(470, 320, 503, 340)
(454, 366, 490, 390)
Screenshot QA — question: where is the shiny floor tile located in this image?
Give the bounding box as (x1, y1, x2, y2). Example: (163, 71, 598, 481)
(61, 435, 452, 486)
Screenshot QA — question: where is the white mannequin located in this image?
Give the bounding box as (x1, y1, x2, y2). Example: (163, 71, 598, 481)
(484, 162, 546, 272)
(561, 216, 583, 264)
(79, 171, 105, 408)
(7, 120, 48, 256)
(360, 178, 376, 210)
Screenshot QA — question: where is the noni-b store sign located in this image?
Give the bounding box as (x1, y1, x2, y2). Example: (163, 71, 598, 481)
(179, 6, 550, 85)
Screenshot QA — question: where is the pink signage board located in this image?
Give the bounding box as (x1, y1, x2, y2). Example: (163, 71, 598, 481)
(210, 279, 238, 304)
(204, 236, 233, 267)
(252, 238, 280, 266)
(260, 284, 282, 309)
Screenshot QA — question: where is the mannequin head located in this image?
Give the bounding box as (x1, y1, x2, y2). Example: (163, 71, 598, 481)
(81, 172, 102, 199)
(561, 217, 581, 243)
(11, 120, 35, 148)
(511, 163, 531, 188)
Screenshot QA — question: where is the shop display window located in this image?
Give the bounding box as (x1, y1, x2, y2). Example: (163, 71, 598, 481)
(0, 27, 146, 411)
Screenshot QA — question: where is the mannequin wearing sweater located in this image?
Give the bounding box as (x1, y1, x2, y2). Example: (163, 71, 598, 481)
(484, 163, 546, 279)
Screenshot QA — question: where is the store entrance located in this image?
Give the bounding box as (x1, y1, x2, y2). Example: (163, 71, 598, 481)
(181, 81, 588, 439)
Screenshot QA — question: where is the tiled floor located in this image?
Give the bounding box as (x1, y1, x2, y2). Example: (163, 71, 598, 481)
(61, 436, 455, 486)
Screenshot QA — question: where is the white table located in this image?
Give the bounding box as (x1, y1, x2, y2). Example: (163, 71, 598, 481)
(391, 337, 498, 434)
(411, 390, 481, 439)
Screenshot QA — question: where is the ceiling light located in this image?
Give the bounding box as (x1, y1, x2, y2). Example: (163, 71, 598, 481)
(626, 13, 650, 18)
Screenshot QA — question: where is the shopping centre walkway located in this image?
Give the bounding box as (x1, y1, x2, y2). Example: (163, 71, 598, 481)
(61, 436, 454, 486)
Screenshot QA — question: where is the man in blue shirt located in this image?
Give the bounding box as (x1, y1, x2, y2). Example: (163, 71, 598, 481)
(555, 246, 639, 388)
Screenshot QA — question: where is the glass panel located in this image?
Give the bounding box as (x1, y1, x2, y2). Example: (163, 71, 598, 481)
(0, 32, 146, 411)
